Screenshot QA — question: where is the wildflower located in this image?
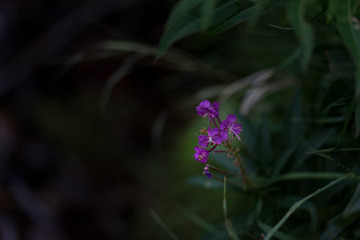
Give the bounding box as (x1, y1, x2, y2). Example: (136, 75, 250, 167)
(194, 146, 209, 163)
(203, 165, 212, 178)
(198, 128, 223, 148)
(220, 114, 242, 140)
(196, 100, 220, 119)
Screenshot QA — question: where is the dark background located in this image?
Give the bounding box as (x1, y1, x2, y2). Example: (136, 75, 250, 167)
(0, 0, 206, 239)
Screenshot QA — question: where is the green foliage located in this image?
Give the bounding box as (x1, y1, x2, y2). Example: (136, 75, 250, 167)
(263, 174, 352, 240)
(158, 0, 360, 239)
(287, 0, 314, 71)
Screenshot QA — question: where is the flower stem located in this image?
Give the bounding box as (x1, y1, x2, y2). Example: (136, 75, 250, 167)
(212, 174, 242, 187)
(223, 142, 256, 189)
(212, 118, 219, 129)
(207, 164, 236, 176)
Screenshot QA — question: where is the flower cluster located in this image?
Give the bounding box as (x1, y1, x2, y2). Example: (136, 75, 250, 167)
(194, 100, 242, 166)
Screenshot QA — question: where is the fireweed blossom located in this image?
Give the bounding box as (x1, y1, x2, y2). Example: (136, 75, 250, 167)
(198, 128, 223, 148)
(220, 114, 242, 140)
(203, 165, 212, 178)
(194, 146, 209, 163)
(194, 100, 244, 180)
(196, 100, 220, 122)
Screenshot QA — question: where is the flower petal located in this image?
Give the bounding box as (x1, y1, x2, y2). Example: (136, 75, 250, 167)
(208, 128, 219, 137)
(226, 114, 237, 123)
(198, 135, 209, 148)
(221, 130, 228, 140)
(219, 120, 228, 131)
(199, 100, 211, 107)
(213, 135, 223, 144)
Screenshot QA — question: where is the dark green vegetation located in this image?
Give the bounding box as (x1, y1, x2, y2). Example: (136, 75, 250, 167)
(1, 0, 360, 239)
(157, 0, 360, 239)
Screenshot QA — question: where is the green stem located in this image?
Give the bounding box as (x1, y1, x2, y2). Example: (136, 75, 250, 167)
(223, 142, 257, 189)
(207, 164, 236, 176)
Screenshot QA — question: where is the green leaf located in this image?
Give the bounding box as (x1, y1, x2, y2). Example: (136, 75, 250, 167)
(201, 0, 217, 30)
(257, 220, 298, 240)
(99, 53, 143, 116)
(164, 0, 203, 31)
(287, 0, 314, 70)
(207, 0, 280, 35)
(158, 0, 240, 58)
(336, 0, 360, 136)
(206, 3, 263, 35)
(336, 0, 360, 67)
(319, 78, 353, 114)
(277, 195, 318, 232)
(274, 172, 347, 182)
(327, 0, 339, 23)
(263, 174, 351, 240)
(159, 12, 201, 59)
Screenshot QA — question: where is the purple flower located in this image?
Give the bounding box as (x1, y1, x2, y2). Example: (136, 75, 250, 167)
(198, 128, 223, 148)
(220, 114, 242, 140)
(194, 146, 209, 163)
(196, 100, 220, 119)
(203, 165, 212, 178)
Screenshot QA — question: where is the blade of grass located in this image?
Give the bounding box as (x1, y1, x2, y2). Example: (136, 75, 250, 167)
(223, 176, 240, 240)
(336, 0, 360, 136)
(307, 147, 360, 154)
(99, 53, 144, 116)
(257, 220, 298, 240)
(327, 0, 339, 23)
(100, 41, 237, 82)
(287, 0, 314, 70)
(206, 3, 263, 35)
(219, 68, 273, 104)
(273, 172, 347, 182)
(201, 0, 217, 30)
(263, 173, 352, 240)
(313, 153, 360, 179)
(158, 0, 239, 58)
(165, 0, 203, 31)
(148, 208, 179, 240)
